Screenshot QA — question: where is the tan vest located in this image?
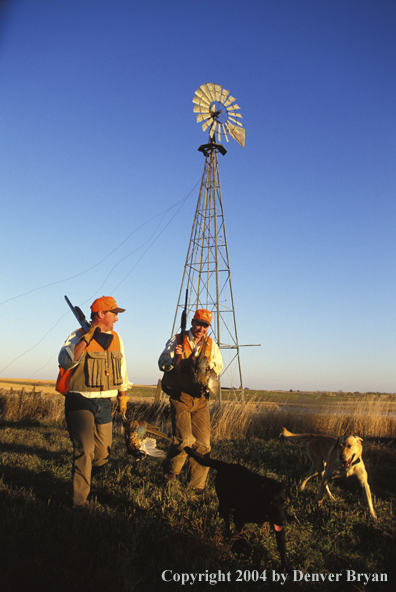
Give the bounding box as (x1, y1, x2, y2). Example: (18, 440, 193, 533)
(67, 330, 124, 393)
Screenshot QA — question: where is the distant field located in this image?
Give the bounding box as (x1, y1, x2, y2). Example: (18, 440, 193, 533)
(0, 379, 158, 397)
(1, 378, 394, 403)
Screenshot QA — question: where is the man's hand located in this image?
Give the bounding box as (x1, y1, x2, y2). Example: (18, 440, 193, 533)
(80, 325, 101, 346)
(174, 343, 183, 373)
(117, 392, 129, 415)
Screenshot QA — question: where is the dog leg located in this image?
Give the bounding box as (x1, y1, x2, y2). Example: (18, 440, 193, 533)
(355, 468, 377, 521)
(317, 471, 336, 502)
(219, 504, 232, 537)
(361, 483, 377, 521)
(273, 525, 289, 572)
(300, 463, 319, 491)
(324, 483, 335, 501)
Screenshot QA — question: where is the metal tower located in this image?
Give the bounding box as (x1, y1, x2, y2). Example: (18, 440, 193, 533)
(171, 140, 244, 397)
(170, 84, 248, 401)
(172, 83, 249, 402)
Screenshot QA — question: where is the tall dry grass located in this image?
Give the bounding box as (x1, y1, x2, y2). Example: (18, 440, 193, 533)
(121, 395, 396, 440)
(209, 396, 396, 440)
(1, 389, 395, 440)
(0, 389, 65, 422)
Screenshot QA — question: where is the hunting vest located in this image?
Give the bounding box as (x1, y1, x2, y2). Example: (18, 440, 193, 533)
(57, 330, 124, 395)
(161, 333, 213, 396)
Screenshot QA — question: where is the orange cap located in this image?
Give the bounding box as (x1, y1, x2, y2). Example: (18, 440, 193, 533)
(192, 309, 212, 325)
(90, 296, 125, 314)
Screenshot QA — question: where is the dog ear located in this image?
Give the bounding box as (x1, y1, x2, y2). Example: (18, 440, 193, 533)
(354, 436, 363, 443)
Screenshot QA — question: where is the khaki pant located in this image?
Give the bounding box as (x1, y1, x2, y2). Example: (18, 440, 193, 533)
(165, 392, 211, 489)
(66, 398, 112, 507)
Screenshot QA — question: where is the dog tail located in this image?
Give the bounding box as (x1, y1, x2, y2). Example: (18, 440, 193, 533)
(280, 427, 317, 440)
(184, 446, 225, 471)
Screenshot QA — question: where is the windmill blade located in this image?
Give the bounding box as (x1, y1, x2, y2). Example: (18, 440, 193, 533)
(224, 95, 237, 107)
(214, 84, 223, 101)
(228, 111, 243, 119)
(221, 123, 229, 143)
(205, 82, 217, 102)
(228, 103, 241, 111)
(193, 96, 210, 108)
(201, 83, 216, 103)
(228, 116, 243, 127)
(217, 128, 222, 143)
(196, 113, 211, 123)
(193, 87, 211, 106)
(226, 123, 245, 148)
(194, 104, 209, 113)
(202, 119, 212, 132)
(220, 88, 230, 104)
(210, 121, 218, 138)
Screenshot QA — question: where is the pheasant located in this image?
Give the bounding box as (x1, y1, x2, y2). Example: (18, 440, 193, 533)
(123, 419, 171, 461)
(190, 337, 219, 399)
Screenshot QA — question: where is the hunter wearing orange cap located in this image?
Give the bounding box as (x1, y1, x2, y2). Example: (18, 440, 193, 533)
(158, 308, 223, 492)
(58, 296, 130, 508)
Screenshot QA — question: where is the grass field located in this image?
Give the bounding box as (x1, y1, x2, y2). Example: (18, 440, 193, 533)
(0, 385, 395, 592)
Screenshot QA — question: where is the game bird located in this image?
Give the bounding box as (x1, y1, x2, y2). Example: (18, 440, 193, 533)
(191, 337, 219, 398)
(123, 419, 171, 461)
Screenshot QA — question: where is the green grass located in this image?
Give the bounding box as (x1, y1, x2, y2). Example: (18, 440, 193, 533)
(0, 393, 395, 591)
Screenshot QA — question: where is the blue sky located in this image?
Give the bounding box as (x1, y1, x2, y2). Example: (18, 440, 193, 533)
(0, 0, 394, 392)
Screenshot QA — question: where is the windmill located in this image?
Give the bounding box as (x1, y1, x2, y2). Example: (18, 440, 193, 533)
(170, 83, 253, 402)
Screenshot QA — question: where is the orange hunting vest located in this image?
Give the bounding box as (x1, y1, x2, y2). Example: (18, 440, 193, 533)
(177, 333, 213, 367)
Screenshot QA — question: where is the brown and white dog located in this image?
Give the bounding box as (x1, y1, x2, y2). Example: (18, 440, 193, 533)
(281, 428, 377, 521)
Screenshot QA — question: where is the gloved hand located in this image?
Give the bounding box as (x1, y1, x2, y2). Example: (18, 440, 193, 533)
(80, 325, 101, 346)
(117, 393, 130, 415)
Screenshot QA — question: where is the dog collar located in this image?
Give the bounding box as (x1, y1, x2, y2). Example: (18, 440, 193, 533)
(352, 457, 361, 467)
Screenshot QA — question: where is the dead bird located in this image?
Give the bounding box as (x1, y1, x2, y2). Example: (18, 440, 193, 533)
(123, 419, 171, 461)
(190, 338, 219, 398)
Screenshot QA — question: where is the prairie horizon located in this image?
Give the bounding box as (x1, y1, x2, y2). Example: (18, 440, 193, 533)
(1, 378, 394, 397)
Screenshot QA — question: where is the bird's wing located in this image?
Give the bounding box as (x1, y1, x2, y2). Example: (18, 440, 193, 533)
(140, 437, 166, 458)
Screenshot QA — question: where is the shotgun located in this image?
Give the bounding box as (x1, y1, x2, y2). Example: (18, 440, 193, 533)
(175, 288, 188, 372)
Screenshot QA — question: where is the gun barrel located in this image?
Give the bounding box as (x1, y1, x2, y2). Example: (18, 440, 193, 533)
(64, 295, 90, 332)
